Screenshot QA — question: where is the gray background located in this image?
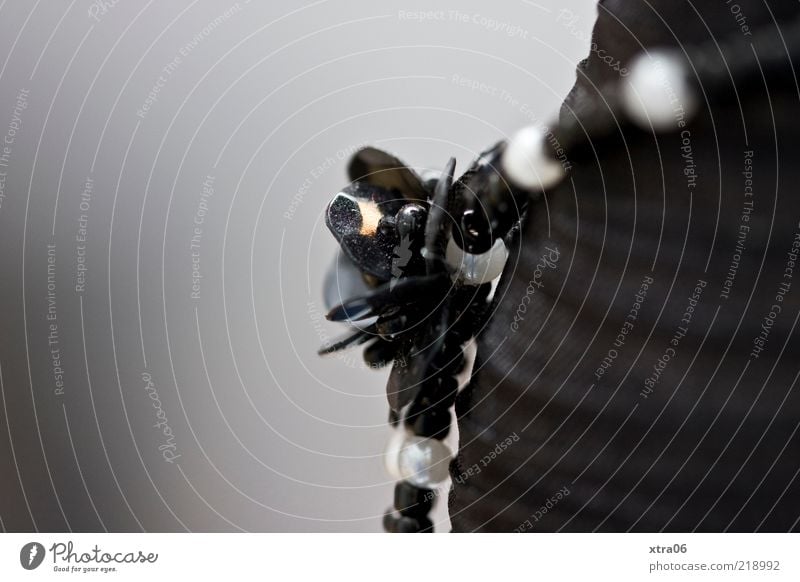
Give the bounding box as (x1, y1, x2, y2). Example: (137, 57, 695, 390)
(0, 0, 593, 532)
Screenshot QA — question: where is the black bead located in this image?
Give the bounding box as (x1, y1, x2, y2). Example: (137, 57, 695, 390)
(457, 208, 494, 254)
(432, 346, 465, 377)
(426, 375, 459, 408)
(458, 169, 521, 252)
(394, 481, 435, 517)
(383, 510, 433, 533)
(405, 402, 452, 439)
(382, 509, 398, 533)
(395, 203, 427, 241)
(383, 508, 433, 533)
(398, 515, 433, 533)
(377, 215, 396, 237)
(363, 339, 395, 368)
(325, 184, 402, 281)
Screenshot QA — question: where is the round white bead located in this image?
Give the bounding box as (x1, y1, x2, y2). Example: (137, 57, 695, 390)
(446, 237, 508, 285)
(396, 434, 452, 488)
(502, 125, 565, 191)
(384, 429, 406, 480)
(622, 50, 697, 131)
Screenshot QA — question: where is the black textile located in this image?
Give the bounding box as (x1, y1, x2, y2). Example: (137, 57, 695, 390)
(450, 0, 800, 532)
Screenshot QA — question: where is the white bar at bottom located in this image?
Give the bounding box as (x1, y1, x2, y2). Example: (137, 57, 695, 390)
(0, 533, 797, 581)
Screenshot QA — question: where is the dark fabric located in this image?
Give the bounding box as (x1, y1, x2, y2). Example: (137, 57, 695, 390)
(450, 0, 800, 531)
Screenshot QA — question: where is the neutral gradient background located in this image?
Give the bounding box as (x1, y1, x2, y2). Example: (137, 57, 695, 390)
(0, 0, 594, 532)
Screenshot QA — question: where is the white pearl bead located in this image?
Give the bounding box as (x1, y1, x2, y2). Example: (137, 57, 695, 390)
(384, 429, 406, 480)
(622, 50, 698, 131)
(396, 434, 452, 488)
(446, 237, 508, 285)
(502, 125, 565, 191)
